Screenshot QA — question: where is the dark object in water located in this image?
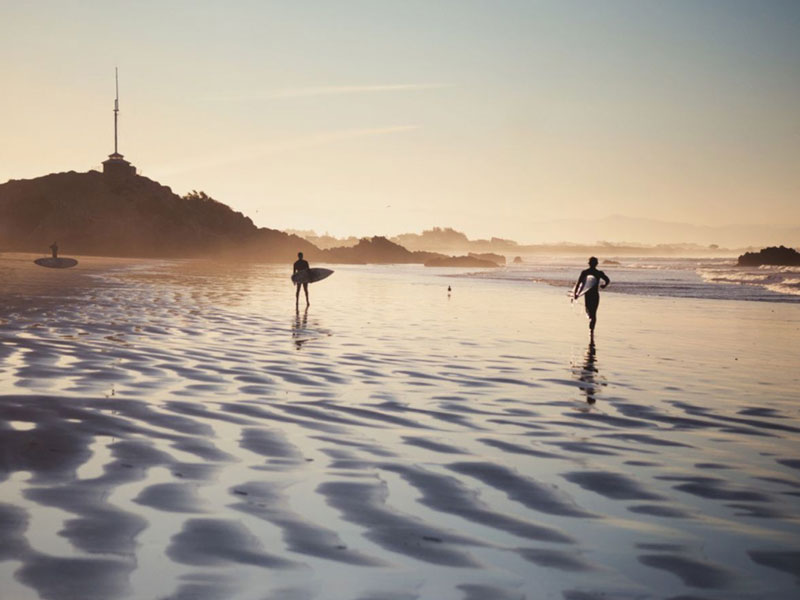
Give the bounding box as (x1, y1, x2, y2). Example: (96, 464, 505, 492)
(34, 257, 78, 269)
(737, 246, 800, 267)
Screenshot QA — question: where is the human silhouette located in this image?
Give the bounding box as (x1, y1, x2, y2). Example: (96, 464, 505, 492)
(573, 257, 610, 333)
(49, 241, 59, 258)
(293, 251, 310, 307)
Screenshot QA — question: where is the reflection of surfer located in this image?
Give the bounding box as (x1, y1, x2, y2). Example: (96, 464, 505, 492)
(573, 257, 610, 334)
(579, 341, 598, 404)
(49, 241, 59, 259)
(293, 252, 310, 307)
(292, 305, 309, 349)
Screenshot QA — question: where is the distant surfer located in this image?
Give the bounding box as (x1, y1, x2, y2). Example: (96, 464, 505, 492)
(49, 241, 59, 258)
(293, 252, 310, 307)
(573, 257, 610, 334)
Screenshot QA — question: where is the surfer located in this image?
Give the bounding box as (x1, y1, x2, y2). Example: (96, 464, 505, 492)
(293, 252, 310, 307)
(574, 257, 610, 334)
(49, 241, 58, 258)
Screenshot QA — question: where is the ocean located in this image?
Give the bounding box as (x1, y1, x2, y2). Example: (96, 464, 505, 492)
(452, 256, 800, 302)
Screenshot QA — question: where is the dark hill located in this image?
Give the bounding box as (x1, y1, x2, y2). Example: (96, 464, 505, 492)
(424, 255, 499, 268)
(0, 170, 316, 260)
(321, 236, 442, 264)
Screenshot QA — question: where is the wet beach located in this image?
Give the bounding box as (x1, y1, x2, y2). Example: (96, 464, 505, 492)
(1, 253, 799, 600)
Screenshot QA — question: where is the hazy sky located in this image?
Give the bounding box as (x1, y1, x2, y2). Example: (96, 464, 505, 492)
(2, 0, 799, 241)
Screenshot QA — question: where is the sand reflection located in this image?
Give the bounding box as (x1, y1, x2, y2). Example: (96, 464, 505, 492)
(573, 340, 602, 405)
(292, 306, 309, 349)
(581, 341, 598, 404)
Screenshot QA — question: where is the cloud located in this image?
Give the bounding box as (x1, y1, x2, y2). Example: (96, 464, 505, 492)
(213, 84, 449, 102)
(153, 125, 419, 176)
(265, 84, 449, 98)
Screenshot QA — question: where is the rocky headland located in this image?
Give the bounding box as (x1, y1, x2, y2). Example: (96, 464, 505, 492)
(0, 171, 313, 259)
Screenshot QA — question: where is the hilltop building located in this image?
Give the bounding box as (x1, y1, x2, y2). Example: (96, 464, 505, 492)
(102, 152, 135, 179)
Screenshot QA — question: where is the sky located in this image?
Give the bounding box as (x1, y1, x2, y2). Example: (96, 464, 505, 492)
(1, 0, 799, 243)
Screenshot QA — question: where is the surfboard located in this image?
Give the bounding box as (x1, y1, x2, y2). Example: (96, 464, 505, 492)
(574, 274, 598, 298)
(34, 257, 78, 269)
(292, 268, 333, 284)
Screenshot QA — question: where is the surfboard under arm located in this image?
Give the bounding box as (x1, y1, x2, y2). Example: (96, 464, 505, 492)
(575, 274, 598, 298)
(291, 268, 334, 284)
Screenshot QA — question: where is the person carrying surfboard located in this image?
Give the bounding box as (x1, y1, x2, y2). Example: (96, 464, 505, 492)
(293, 251, 311, 307)
(573, 257, 610, 334)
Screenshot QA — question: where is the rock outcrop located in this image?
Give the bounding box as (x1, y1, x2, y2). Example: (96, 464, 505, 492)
(737, 246, 800, 267)
(322, 236, 442, 264)
(468, 252, 505, 265)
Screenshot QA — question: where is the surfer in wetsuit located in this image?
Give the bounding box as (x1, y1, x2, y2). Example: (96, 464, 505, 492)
(574, 257, 610, 334)
(49, 242, 58, 259)
(293, 252, 310, 307)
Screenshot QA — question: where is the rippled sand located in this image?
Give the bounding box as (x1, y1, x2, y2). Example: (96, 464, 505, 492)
(1, 253, 799, 600)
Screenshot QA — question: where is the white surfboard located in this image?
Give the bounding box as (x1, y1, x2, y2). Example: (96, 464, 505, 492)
(574, 274, 598, 298)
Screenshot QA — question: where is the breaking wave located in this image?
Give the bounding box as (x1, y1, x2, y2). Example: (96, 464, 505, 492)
(452, 258, 800, 303)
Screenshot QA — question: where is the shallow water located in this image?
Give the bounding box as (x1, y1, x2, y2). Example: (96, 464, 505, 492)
(1, 253, 799, 599)
(457, 256, 800, 302)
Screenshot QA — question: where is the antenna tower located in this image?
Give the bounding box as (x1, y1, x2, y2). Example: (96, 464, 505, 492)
(114, 67, 119, 154)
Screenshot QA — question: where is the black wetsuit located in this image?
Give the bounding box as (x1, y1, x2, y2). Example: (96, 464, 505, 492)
(577, 267, 610, 327)
(293, 259, 310, 276)
(293, 258, 311, 305)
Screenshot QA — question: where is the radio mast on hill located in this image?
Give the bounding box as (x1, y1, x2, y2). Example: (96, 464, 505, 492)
(114, 67, 119, 155)
(102, 67, 136, 179)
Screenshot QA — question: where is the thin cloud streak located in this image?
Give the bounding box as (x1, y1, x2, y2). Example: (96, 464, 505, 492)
(269, 84, 450, 98)
(214, 84, 450, 101)
(153, 126, 419, 176)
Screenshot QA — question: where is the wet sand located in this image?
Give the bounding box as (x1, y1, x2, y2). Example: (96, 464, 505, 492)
(1, 252, 799, 599)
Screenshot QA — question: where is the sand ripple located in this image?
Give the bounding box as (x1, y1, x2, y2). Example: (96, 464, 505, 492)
(0, 258, 798, 599)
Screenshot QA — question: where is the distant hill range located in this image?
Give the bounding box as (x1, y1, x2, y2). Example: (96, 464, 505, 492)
(299, 225, 800, 257)
(389, 225, 799, 256)
(0, 170, 444, 264)
(521, 216, 800, 248)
